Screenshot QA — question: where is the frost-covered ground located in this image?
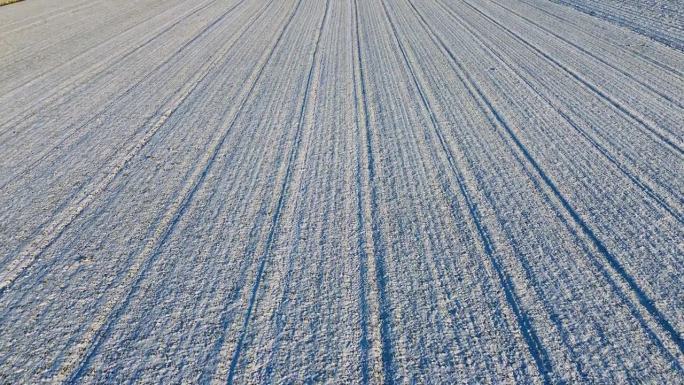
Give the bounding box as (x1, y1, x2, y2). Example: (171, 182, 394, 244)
(0, 0, 682, 383)
(552, 0, 684, 50)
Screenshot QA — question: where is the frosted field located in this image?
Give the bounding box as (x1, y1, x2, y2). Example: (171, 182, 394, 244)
(0, 0, 682, 383)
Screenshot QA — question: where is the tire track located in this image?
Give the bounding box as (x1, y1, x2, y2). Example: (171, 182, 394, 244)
(388, 1, 556, 382)
(0, 0, 219, 132)
(350, 0, 374, 380)
(1, 0, 682, 382)
(52, 0, 308, 383)
(0, 0, 238, 190)
(0, 0, 102, 34)
(418, 1, 683, 365)
(373, 3, 523, 374)
(78, 0, 287, 369)
(51, 0, 305, 380)
(0, 2, 279, 297)
(184, 1, 321, 381)
(0, 0, 175, 63)
(223, 1, 328, 382)
(377, 0, 500, 378)
(352, 0, 405, 382)
(458, 0, 683, 154)
(371, 2, 549, 378)
(435, 0, 683, 221)
(491, 112, 684, 374)
(408, 0, 684, 357)
(0, 0, 184, 97)
(548, 0, 684, 50)
(0, 0, 260, 291)
(486, 0, 683, 110)
(254, 2, 348, 381)
(515, 0, 684, 78)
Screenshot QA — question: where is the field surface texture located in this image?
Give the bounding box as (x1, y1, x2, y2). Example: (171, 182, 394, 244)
(0, 0, 683, 383)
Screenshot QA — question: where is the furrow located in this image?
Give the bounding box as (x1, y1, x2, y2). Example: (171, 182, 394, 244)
(0, 0, 219, 131)
(0, 0, 261, 288)
(420, 0, 684, 357)
(224, 1, 329, 382)
(458, 0, 683, 153)
(46, 1, 305, 381)
(438, 1, 683, 219)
